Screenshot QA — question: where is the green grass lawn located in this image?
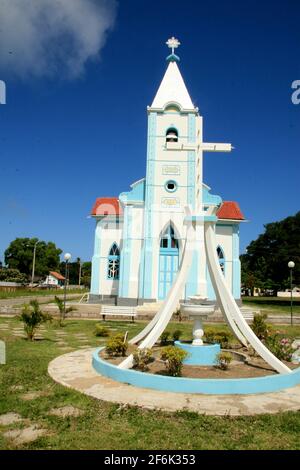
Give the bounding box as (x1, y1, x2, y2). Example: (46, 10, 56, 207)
(0, 289, 88, 300)
(0, 317, 300, 450)
(242, 297, 300, 315)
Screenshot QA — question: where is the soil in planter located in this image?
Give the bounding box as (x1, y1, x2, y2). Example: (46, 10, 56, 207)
(100, 347, 298, 379)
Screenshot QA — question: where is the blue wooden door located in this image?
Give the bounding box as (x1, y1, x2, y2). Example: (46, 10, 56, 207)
(158, 226, 179, 300)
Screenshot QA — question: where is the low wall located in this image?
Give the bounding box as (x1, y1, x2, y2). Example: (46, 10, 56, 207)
(92, 348, 300, 395)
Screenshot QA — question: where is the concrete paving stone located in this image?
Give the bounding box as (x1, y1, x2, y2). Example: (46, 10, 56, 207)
(48, 348, 300, 416)
(20, 391, 51, 401)
(3, 425, 48, 445)
(10, 385, 24, 392)
(0, 413, 23, 426)
(48, 406, 84, 418)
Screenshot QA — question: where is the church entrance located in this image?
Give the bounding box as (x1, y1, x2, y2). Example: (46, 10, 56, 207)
(158, 225, 179, 300)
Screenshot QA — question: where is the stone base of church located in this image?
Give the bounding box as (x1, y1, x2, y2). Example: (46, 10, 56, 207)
(88, 294, 242, 308)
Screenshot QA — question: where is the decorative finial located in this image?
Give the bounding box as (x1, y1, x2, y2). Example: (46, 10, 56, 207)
(165, 37, 181, 63)
(166, 37, 181, 55)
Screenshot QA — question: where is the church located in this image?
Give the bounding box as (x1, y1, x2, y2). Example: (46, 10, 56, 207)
(90, 38, 245, 306)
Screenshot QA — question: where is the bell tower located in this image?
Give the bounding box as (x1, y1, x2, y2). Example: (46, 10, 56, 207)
(139, 38, 205, 301)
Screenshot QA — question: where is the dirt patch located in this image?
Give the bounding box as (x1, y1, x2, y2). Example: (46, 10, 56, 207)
(49, 405, 84, 418)
(0, 412, 23, 426)
(3, 425, 48, 445)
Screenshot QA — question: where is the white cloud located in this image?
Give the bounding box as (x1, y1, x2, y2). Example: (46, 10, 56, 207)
(0, 0, 117, 79)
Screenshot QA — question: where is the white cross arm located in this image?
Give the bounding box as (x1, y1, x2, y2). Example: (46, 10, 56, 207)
(201, 142, 233, 152)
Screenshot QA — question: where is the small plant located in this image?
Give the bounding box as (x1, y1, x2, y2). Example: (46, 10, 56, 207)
(106, 333, 128, 357)
(174, 307, 182, 322)
(54, 295, 76, 326)
(250, 313, 270, 341)
(94, 324, 110, 337)
(266, 335, 294, 362)
(216, 352, 232, 370)
(133, 348, 153, 371)
(160, 331, 170, 345)
(172, 329, 183, 342)
(19, 300, 52, 341)
(160, 346, 188, 377)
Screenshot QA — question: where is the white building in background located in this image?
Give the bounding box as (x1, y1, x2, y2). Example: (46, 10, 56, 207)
(90, 39, 245, 306)
(43, 271, 65, 287)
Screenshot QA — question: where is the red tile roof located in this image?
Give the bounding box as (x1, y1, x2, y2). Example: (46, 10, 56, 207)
(91, 197, 244, 220)
(50, 271, 65, 281)
(217, 201, 245, 220)
(91, 197, 123, 217)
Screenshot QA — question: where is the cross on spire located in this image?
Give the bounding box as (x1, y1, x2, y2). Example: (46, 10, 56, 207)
(166, 37, 181, 55)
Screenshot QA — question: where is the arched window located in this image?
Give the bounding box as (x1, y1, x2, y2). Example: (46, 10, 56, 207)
(160, 225, 179, 249)
(166, 128, 178, 143)
(217, 246, 225, 275)
(107, 243, 120, 280)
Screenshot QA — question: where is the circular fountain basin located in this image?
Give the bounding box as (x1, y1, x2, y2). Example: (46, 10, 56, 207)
(92, 348, 300, 395)
(175, 341, 220, 365)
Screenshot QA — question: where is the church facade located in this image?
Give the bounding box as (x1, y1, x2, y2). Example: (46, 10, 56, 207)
(90, 40, 245, 306)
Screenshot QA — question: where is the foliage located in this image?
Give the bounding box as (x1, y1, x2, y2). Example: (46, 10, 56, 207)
(19, 300, 52, 341)
(172, 329, 183, 342)
(266, 335, 294, 362)
(133, 348, 154, 371)
(0, 268, 27, 283)
(94, 324, 110, 337)
(240, 212, 300, 294)
(250, 313, 270, 340)
(160, 331, 171, 345)
(204, 328, 230, 348)
(54, 295, 76, 326)
(59, 260, 91, 286)
(216, 352, 232, 370)
(4, 238, 62, 278)
(160, 346, 188, 377)
(106, 333, 128, 357)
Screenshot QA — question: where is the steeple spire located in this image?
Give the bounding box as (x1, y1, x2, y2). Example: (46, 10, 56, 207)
(151, 38, 194, 110)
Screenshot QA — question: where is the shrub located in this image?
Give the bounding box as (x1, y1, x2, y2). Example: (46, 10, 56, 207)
(133, 348, 153, 371)
(172, 329, 183, 342)
(106, 333, 128, 357)
(160, 331, 170, 345)
(204, 328, 215, 343)
(94, 324, 110, 337)
(19, 300, 52, 341)
(204, 328, 230, 348)
(160, 346, 188, 377)
(216, 352, 232, 370)
(266, 335, 294, 362)
(250, 313, 270, 340)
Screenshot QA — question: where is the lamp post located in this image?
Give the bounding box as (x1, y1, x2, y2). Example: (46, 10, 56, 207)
(30, 241, 40, 287)
(288, 261, 295, 326)
(63, 253, 71, 316)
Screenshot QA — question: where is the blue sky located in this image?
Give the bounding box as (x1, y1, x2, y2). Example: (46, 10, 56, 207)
(0, 0, 299, 263)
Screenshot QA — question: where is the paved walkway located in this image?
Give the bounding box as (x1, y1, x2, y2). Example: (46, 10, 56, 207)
(48, 348, 300, 416)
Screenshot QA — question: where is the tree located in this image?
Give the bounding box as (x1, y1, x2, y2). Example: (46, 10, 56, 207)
(59, 259, 91, 286)
(4, 238, 62, 278)
(0, 268, 27, 284)
(240, 212, 300, 293)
